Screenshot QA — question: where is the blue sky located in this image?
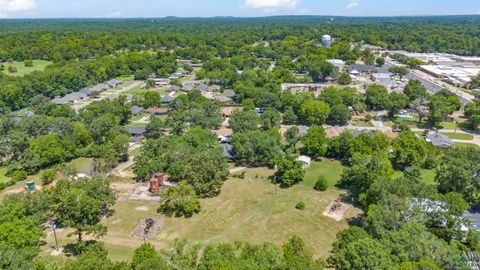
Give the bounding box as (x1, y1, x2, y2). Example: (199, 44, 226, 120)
(1, 0, 479, 18)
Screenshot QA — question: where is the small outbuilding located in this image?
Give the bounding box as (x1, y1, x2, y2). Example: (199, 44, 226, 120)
(296, 155, 312, 169)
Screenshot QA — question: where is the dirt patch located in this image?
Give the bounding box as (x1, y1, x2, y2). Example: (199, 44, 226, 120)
(135, 206, 150, 211)
(132, 217, 163, 239)
(323, 200, 349, 221)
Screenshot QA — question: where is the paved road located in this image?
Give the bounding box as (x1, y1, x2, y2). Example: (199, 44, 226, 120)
(72, 80, 143, 111)
(111, 143, 142, 176)
(385, 59, 473, 108)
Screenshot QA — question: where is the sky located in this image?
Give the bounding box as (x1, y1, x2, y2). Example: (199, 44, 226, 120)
(0, 0, 479, 18)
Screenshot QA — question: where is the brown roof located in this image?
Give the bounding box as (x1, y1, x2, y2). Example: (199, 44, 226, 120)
(212, 128, 233, 137)
(147, 107, 169, 115)
(325, 127, 344, 138)
(384, 131, 399, 139)
(220, 107, 236, 117)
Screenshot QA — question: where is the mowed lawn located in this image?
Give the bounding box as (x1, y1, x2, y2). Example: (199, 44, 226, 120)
(303, 159, 345, 188)
(2, 60, 52, 76)
(0, 167, 10, 184)
(42, 167, 360, 262)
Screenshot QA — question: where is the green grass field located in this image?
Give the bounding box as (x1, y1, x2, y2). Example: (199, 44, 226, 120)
(41, 167, 360, 262)
(455, 142, 480, 149)
(441, 132, 474, 140)
(2, 60, 52, 76)
(303, 159, 345, 188)
(0, 167, 10, 184)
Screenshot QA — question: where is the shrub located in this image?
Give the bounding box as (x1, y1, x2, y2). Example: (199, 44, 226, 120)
(8, 66, 17, 73)
(295, 202, 305, 210)
(41, 169, 56, 185)
(314, 176, 329, 191)
(11, 170, 28, 182)
(24, 60, 33, 67)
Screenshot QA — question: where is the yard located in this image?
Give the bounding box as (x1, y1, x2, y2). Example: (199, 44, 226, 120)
(2, 60, 52, 76)
(41, 167, 360, 262)
(303, 159, 345, 188)
(0, 167, 10, 184)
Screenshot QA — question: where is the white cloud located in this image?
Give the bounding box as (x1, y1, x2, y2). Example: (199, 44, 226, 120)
(244, 0, 299, 10)
(346, 0, 360, 9)
(0, 0, 36, 16)
(108, 11, 122, 18)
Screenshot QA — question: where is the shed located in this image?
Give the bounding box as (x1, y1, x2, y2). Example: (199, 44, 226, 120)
(296, 156, 312, 169)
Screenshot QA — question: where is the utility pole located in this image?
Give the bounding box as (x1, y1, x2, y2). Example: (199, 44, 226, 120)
(50, 221, 59, 251)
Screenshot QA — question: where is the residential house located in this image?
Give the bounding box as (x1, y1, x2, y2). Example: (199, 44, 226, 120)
(215, 94, 232, 104)
(51, 96, 69, 105)
(223, 90, 236, 98)
(161, 95, 175, 103)
(130, 106, 144, 116)
(167, 85, 181, 92)
(147, 107, 169, 115)
(208, 85, 221, 92)
(105, 79, 123, 88)
(196, 84, 209, 92)
(220, 107, 235, 118)
(425, 132, 454, 148)
(153, 78, 170, 87)
(182, 84, 195, 92)
(127, 126, 146, 136)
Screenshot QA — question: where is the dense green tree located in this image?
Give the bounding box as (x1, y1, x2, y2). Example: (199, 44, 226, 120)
(334, 238, 394, 270)
(229, 109, 259, 132)
(301, 126, 328, 157)
(232, 130, 282, 166)
(365, 84, 389, 110)
(435, 146, 480, 203)
(275, 154, 305, 187)
(159, 181, 201, 218)
(284, 126, 300, 150)
(465, 99, 480, 130)
(327, 104, 351, 125)
(299, 100, 330, 125)
(391, 131, 428, 170)
(261, 108, 281, 130)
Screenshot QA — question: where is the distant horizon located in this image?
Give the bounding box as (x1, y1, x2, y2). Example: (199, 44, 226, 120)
(1, 13, 480, 20)
(1, 0, 479, 19)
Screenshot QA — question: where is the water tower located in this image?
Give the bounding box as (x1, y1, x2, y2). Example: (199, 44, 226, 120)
(322, 35, 332, 48)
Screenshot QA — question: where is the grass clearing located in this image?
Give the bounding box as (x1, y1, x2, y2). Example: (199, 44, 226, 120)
(303, 159, 344, 188)
(2, 60, 52, 76)
(455, 142, 480, 149)
(41, 167, 360, 262)
(0, 167, 10, 184)
(441, 132, 474, 140)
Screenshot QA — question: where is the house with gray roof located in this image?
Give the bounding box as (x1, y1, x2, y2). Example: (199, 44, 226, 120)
(347, 64, 388, 74)
(223, 90, 236, 98)
(161, 95, 175, 103)
(106, 79, 123, 88)
(352, 129, 373, 137)
(51, 97, 69, 105)
(130, 106, 144, 116)
(127, 126, 146, 136)
(167, 85, 181, 92)
(426, 132, 454, 148)
(182, 84, 195, 92)
(215, 95, 232, 104)
(196, 84, 209, 92)
(208, 85, 221, 92)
